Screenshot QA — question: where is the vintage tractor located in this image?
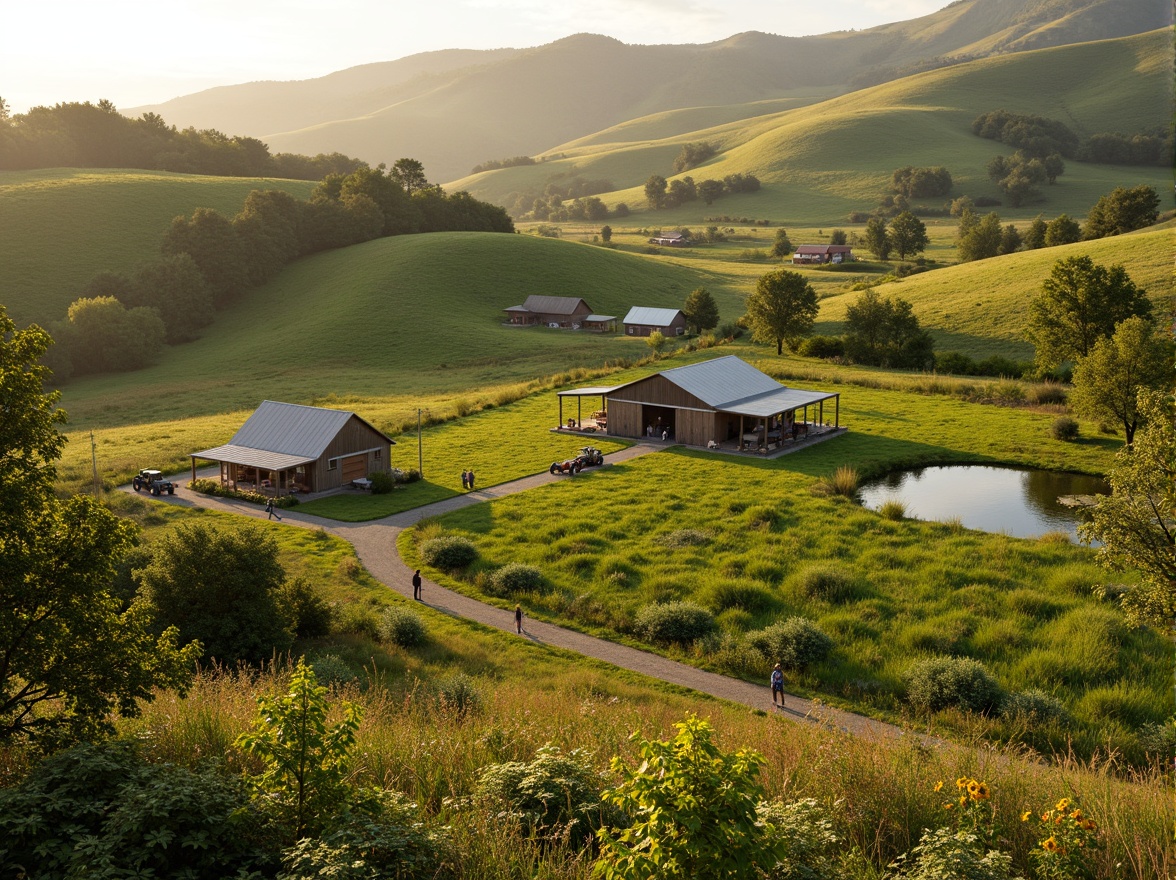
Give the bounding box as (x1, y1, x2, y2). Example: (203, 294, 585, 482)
(550, 458, 583, 475)
(578, 446, 604, 467)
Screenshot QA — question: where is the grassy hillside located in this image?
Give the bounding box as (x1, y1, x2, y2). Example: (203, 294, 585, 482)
(0, 169, 315, 328)
(126, 0, 1168, 181)
(456, 29, 1172, 225)
(815, 225, 1175, 359)
(56, 232, 733, 430)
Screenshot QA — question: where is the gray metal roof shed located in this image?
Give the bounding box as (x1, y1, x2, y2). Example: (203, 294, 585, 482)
(623, 307, 685, 327)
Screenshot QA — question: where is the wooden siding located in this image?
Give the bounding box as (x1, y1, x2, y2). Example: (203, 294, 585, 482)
(606, 400, 644, 440)
(308, 415, 392, 490)
(608, 375, 711, 411)
(676, 409, 721, 447)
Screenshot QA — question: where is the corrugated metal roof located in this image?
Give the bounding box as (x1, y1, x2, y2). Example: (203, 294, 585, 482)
(558, 385, 622, 397)
(794, 245, 852, 255)
(623, 307, 684, 326)
(583, 314, 616, 322)
(652, 356, 837, 415)
(190, 444, 316, 470)
(521, 295, 589, 315)
(228, 401, 356, 458)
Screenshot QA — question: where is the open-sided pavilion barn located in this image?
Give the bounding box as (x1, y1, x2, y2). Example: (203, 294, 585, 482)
(557, 356, 840, 451)
(191, 400, 394, 495)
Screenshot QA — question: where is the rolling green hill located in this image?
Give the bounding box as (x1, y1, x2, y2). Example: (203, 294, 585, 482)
(0, 169, 315, 328)
(814, 224, 1174, 360)
(128, 0, 1170, 181)
(57, 232, 734, 430)
(453, 28, 1172, 225)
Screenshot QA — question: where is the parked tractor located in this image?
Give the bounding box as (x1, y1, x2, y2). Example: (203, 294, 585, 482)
(550, 458, 582, 475)
(578, 446, 604, 467)
(549, 447, 604, 475)
(132, 468, 176, 496)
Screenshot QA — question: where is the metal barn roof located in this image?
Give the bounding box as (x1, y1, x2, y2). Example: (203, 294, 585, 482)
(623, 307, 684, 326)
(520, 295, 590, 314)
(657, 356, 836, 416)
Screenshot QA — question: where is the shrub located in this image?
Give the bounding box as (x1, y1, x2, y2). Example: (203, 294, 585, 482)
(310, 653, 360, 687)
(792, 564, 859, 603)
(889, 827, 1018, 880)
(935, 351, 976, 375)
(749, 617, 833, 669)
(475, 745, 612, 847)
(334, 603, 382, 641)
(700, 581, 779, 614)
(797, 335, 845, 359)
(420, 534, 478, 569)
(368, 470, 394, 494)
(634, 601, 716, 645)
(1028, 383, 1068, 406)
(487, 561, 548, 597)
(904, 656, 1002, 715)
(277, 577, 334, 639)
(1002, 689, 1070, 725)
(757, 797, 840, 880)
(436, 672, 482, 715)
(1050, 416, 1079, 441)
(379, 606, 426, 647)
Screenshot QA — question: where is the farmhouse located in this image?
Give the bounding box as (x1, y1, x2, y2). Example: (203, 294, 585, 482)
(623, 306, 688, 337)
(556, 355, 840, 450)
(503, 295, 615, 330)
(792, 244, 854, 264)
(190, 400, 394, 495)
(648, 231, 689, 247)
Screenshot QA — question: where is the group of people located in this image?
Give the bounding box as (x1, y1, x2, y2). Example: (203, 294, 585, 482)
(461, 468, 476, 490)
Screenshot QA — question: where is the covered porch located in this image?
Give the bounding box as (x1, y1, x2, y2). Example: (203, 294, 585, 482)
(189, 444, 315, 496)
(554, 385, 619, 433)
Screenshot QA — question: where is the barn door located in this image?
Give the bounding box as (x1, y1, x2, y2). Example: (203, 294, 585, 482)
(341, 455, 367, 482)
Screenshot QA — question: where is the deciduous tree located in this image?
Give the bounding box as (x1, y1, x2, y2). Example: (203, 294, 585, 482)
(0, 310, 199, 743)
(1043, 213, 1081, 247)
(1079, 390, 1176, 628)
(957, 211, 1002, 262)
(769, 227, 793, 259)
(888, 211, 929, 260)
(1028, 256, 1152, 369)
(1082, 185, 1161, 239)
(644, 175, 667, 210)
(682, 287, 719, 334)
(844, 288, 934, 368)
(745, 268, 819, 355)
(1071, 316, 1173, 446)
(389, 157, 430, 194)
(864, 216, 891, 260)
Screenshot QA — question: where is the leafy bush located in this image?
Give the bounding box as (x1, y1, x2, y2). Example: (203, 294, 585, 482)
(380, 606, 427, 647)
(475, 745, 612, 847)
(278, 577, 334, 639)
(1050, 416, 1079, 441)
(420, 535, 478, 569)
(634, 601, 717, 645)
(280, 791, 451, 880)
(487, 562, 548, 597)
(889, 827, 1018, 880)
(436, 672, 482, 715)
(190, 477, 300, 507)
(368, 470, 394, 494)
(797, 335, 845, 359)
(310, 653, 361, 687)
(748, 617, 833, 670)
(0, 741, 270, 877)
(904, 656, 1002, 715)
(757, 797, 841, 880)
(791, 564, 859, 604)
(1002, 689, 1070, 725)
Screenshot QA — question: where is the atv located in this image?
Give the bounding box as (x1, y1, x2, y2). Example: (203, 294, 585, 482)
(132, 468, 176, 496)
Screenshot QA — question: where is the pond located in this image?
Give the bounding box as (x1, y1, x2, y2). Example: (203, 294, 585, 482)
(859, 465, 1109, 541)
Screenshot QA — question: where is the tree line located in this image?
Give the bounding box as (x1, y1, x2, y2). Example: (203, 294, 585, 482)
(0, 97, 366, 180)
(44, 161, 514, 381)
(972, 110, 1171, 167)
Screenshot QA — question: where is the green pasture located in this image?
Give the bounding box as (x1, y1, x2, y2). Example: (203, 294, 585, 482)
(0, 169, 315, 328)
(457, 30, 1170, 226)
(403, 389, 1160, 758)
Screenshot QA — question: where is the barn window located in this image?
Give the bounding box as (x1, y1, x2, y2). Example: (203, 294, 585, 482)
(328, 459, 337, 471)
(374, 449, 381, 460)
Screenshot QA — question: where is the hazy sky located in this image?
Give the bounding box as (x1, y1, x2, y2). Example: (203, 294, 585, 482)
(5, 0, 949, 114)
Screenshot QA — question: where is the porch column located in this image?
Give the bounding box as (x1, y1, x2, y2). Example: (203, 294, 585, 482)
(559, 396, 564, 426)
(835, 395, 840, 428)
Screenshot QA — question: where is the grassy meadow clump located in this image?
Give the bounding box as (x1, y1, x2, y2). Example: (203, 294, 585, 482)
(408, 438, 1166, 762)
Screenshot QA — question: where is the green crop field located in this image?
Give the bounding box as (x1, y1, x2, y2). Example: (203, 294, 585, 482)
(0, 168, 316, 328)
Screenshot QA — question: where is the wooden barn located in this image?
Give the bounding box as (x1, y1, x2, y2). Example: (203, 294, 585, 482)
(792, 244, 853, 264)
(623, 306, 688, 337)
(190, 400, 394, 495)
(557, 356, 840, 449)
(505, 295, 597, 328)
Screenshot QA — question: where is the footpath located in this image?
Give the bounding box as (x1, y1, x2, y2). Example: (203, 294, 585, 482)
(132, 445, 910, 743)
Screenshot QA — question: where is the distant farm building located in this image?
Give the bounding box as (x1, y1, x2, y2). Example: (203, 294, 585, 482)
(190, 400, 394, 495)
(556, 355, 840, 451)
(648, 231, 689, 247)
(504, 295, 616, 331)
(623, 306, 687, 337)
(792, 245, 853, 264)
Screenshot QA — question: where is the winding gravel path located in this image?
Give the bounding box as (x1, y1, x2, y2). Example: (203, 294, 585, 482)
(131, 446, 910, 743)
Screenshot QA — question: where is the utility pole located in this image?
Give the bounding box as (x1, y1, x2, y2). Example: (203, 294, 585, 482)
(90, 431, 100, 496)
(417, 408, 423, 477)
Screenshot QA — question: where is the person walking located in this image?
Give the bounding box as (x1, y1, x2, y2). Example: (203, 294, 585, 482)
(412, 569, 422, 600)
(514, 603, 523, 634)
(265, 498, 281, 521)
(770, 663, 784, 707)
(461, 469, 470, 490)
(467, 469, 475, 490)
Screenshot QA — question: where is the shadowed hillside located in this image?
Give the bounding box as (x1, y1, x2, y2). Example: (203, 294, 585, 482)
(128, 0, 1171, 181)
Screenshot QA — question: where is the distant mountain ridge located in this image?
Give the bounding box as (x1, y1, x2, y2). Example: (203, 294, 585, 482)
(128, 0, 1172, 182)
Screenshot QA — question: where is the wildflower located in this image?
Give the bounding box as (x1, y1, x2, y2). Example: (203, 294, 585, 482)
(1055, 797, 1071, 812)
(956, 776, 969, 790)
(943, 802, 954, 810)
(1021, 810, 1032, 822)
(1069, 809, 1082, 820)
(1080, 819, 1097, 831)
(968, 780, 990, 800)
(1042, 836, 1060, 852)
(934, 780, 944, 792)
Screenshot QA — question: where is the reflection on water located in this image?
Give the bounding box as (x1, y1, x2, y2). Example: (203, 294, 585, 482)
(859, 465, 1109, 541)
